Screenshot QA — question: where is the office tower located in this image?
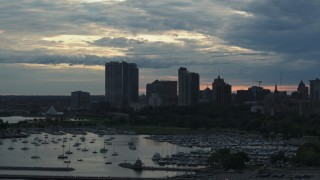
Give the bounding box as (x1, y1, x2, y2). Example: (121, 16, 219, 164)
(70, 91, 90, 110)
(212, 76, 232, 105)
(146, 80, 177, 106)
(297, 80, 309, 100)
(189, 72, 200, 105)
(310, 78, 320, 105)
(105, 61, 139, 108)
(178, 67, 199, 105)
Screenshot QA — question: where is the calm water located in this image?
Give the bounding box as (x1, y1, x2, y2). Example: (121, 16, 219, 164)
(0, 116, 43, 124)
(0, 133, 194, 178)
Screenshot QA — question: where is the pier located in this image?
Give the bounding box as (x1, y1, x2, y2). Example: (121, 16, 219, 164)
(119, 163, 202, 172)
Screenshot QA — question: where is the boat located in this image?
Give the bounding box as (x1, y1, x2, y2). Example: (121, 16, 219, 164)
(21, 146, 29, 151)
(73, 142, 81, 147)
(31, 144, 40, 159)
(105, 161, 112, 164)
(100, 142, 108, 153)
(31, 155, 40, 159)
(22, 138, 28, 143)
(152, 153, 161, 161)
(0, 140, 3, 145)
(81, 148, 88, 152)
(64, 160, 71, 163)
(111, 145, 118, 156)
(129, 145, 137, 150)
(21, 140, 29, 150)
(58, 154, 68, 159)
(65, 143, 73, 155)
(8, 146, 15, 150)
(77, 159, 83, 161)
(58, 142, 68, 159)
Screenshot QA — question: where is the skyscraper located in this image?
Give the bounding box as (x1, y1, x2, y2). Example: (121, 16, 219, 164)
(146, 80, 177, 106)
(178, 67, 199, 105)
(212, 76, 232, 105)
(70, 91, 90, 110)
(105, 61, 139, 108)
(310, 78, 320, 106)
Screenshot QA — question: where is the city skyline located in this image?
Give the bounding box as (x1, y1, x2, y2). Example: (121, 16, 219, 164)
(0, 1, 319, 95)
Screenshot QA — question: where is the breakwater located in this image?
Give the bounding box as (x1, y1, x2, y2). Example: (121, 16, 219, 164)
(0, 166, 74, 171)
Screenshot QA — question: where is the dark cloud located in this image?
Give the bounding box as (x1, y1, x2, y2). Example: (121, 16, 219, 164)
(224, 0, 320, 55)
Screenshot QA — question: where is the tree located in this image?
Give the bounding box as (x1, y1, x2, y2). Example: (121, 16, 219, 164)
(207, 149, 250, 170)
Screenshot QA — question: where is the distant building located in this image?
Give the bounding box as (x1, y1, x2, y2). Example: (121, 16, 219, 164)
(178, 67, 199, 105)
(212, 76, 231, 105)
(105, 61, 139, 108)
(70, 91, 90, 110)
(199, 87, 213, 103)
(310, 78, 320, 106)
(297, 80, 309, 99)
(146, 80, 177, 106)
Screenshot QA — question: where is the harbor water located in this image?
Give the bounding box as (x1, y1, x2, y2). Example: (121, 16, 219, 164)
(0, 133, 193, 178)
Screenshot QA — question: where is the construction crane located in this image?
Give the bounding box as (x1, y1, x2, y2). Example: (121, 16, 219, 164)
(253, 81, 262, 87)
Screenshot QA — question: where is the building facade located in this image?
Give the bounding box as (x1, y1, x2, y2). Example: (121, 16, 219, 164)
(178, 67, 199, 106)
(146, 80, 177, 106)
(212, 76, 232, 105)
(310, 78, 320, 106)
(105, 61, 139, 108)
(70, 91, 90, 110)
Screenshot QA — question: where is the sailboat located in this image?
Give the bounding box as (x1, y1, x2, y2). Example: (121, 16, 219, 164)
(92, 146, 98, 154)
(111, 145, 118, 156)
(8, 140, 14, 150)
(57, 142, 68, 159)
(21, 142, 29, 151)
(65, 143, 73, 155)
(100, 142, 108, 153)
(31, 144, 40, 159)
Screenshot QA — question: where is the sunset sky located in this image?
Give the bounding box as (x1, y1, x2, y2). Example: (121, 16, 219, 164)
(0, 0, 319, 95)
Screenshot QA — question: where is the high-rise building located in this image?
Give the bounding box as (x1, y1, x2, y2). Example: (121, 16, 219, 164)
(105, 61, 139, 108)
(70, 91, 90, 110)
(297, 80, 309, 100)
(310, 78, 320, 105)
(212, 76, 232, 105)
(146, 80, 177, 106)
(178, 67, 199, 105)
(189, 72, 200, 105)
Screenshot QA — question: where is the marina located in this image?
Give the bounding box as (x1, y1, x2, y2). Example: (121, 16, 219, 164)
(0, 132, 193, 178)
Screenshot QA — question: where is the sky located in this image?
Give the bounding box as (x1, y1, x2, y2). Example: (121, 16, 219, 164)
(0, 0, 319, 95)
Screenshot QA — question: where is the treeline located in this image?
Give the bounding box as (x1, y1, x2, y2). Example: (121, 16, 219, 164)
(130, 104, 320, 138)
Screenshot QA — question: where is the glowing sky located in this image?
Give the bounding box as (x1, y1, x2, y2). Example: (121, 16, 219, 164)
(0, 0, 319, 95)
